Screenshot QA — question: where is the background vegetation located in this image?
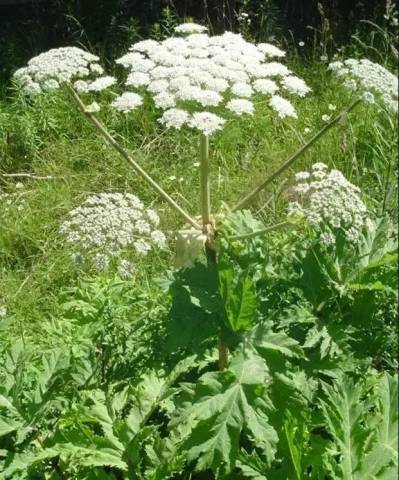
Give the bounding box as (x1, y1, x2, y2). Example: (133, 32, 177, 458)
(1, 0, 398, 79)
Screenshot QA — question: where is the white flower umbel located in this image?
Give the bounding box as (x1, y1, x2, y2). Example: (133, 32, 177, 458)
(117, 259, 135, 279)
(288, 164, 369, 247)
(328, 58, 398, 113)
(226, 99, 254, 116)
(60, 192, 166, 273)
(269, 95, 297, 119)
(13, 47, 108, 96)
(281, 76, 311, 97)
(87, 76, 116, 92)
(114, 27, 311, 136)
(159, 108, 189, 129)
(112, 92, 143, 112)
(188, 112, 225, 136)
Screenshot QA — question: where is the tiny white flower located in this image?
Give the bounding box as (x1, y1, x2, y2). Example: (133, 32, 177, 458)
(298, 41, 305, 47)
(328, 104, 337, 111)
(322, 114, 331, 122)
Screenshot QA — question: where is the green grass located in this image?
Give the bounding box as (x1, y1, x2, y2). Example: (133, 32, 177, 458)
(0, 49, 397, 343)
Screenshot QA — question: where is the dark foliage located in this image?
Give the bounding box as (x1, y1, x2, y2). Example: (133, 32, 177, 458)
(0, 0, 391, 79)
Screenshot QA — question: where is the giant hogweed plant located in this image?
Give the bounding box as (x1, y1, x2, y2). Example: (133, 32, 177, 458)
(12, 22, 397, 368)
(5, 22, 398, 478)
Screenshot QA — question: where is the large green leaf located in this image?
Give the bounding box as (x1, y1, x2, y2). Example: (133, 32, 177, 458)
(166, 263, 220, 352)
(34, 444, 128, 471)
(318, 373, 398, 479)
(170, 349, 277, 474)
(219, 264, 257, 333)
(0, 417, 21, 438)
(356, 373, 398, 479)
(319, 377, 370, 478)
(236, 450, 268, 479)
(248, 322, 304, 359)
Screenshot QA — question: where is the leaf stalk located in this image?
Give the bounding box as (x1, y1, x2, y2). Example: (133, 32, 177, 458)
(67, 85, 201, 230)
(232, 97, 363, 212)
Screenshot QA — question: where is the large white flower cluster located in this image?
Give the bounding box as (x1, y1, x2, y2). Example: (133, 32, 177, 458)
(328, 58, 398, 113)
(60, 193, 166, 276)
(113, 23, 311, 135)
(13, 47, 114, 96)
(287, 163, 369, 247)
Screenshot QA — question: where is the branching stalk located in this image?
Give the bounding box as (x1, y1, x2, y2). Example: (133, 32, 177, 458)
(67, 85, 201, 230)
(228, 221, 290, 241)
(200, 133, 211, 227)
(232, 97, 363, 212)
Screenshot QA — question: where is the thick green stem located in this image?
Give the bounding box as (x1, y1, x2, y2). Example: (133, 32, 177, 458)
(198, 134, 228, 370)
(68, 85, 201, 230)
(232, 98, 363, 212)
(228, 220, 290, 241)
(218, 336, 228, 371)
(200, 133, 211, 227)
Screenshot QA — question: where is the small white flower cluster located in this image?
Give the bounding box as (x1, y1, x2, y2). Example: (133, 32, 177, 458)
(0, 184, 27, 214)
(13, 47, 115, 96)
(288, 163, 369, 247)
(174, 23, 208, 34)
(111, 92, 143, 112)
(0, 306, 7, 318)
(328, 58, 398, 113)
(113, 23, 311, 135)
(60, 193, 167, 276)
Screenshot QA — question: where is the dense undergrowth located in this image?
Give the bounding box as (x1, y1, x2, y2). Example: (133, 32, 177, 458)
(0, 10, 398, 480)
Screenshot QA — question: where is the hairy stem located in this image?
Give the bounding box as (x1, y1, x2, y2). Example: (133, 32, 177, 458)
(68, 85, 201, 230)
(232, 97, 363, 212)
(200, 133, 211, 227)
(198, 134, 229, 370)
(218, 336, 229, 371)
